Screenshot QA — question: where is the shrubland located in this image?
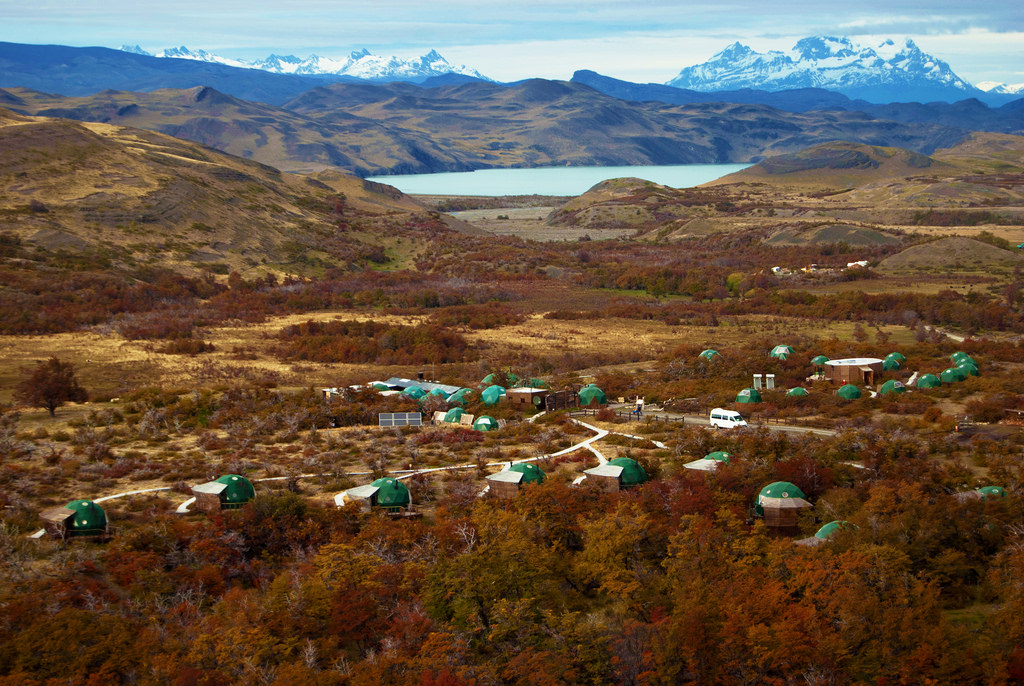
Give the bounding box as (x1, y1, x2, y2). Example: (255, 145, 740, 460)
(3, 151, 1024, 682)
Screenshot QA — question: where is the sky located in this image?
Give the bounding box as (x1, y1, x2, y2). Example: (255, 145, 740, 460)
(4, 1, 1023, 85)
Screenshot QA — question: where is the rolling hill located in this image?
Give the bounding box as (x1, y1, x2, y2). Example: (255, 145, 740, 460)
(877, 236, 1024, 272)
(542, 135, 1024, 239)
(711, 142, 958, 188)
(0, 108, 429, 276)
(0, 78, 970, 176)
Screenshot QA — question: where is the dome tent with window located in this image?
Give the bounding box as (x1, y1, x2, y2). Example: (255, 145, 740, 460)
(487, 462, 545, 498)
(735, 387, 762, 404)
(755, 481, 812, 533)
(370, 478, 411, 510)
(770, 344, 795, 360)
(811, 355, 830, 366)
(192, 474, 256, 512)
(699, 349, 721, 361)
(916, 373, 941, 389)
(879, 379, 906, 395)
(837, 384, 862, 400)
(882, 357, 902, 371)
(951, 352, 975, 366)
(940, 367, 967, 384)
(337, 477, 411, 512)
(583, 457, 648, 492)
(684, 451, 731, 472)
(41, 499, 109, 540)
(473, 415, 499, 431)
(887, 352, 907, 364)
(787, 387, 809, 397)
(956, 361, 979, 376)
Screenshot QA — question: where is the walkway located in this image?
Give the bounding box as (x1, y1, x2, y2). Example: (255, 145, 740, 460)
(30, 411, 830, 534)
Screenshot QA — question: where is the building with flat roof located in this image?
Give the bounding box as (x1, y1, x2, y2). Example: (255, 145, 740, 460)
(824, 357, 884, 385)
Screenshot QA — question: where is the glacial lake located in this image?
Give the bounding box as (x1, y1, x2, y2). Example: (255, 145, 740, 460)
(365, 163, 751, 196)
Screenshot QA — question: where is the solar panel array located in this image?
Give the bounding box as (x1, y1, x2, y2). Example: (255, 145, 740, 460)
(378, 412, 423, 427)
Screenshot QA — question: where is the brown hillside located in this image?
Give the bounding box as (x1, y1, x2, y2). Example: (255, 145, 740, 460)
(877, 236, 1024, 272)
(710, 141, 956, 188)
(765, 224, 901, 246)
(0, 109, 428, 276)
(932, 132, 1024, 173)
(1, 81, 965, 175)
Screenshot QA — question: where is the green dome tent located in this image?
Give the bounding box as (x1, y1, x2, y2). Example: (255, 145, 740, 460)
(215, 474, 256, 509)
(699, 349, 721, 361)
(786, 387, 809, 397)
(578, 385, 608, 407)
(508, 462, 545, 485)
(735, 388, 762, 404)
(754, 481, 808, 516)
(916, 373, 942, 389)
(815, 520, 854, 540)
(481, 385, 506, 405)
(887, 352, 907, 363)
(473, 415, 499, 431)
(607, 457, 648, 488)
(443, 408, 465, 424)
(401, 386, 427, 400)
(770, 344, 795, 360)
(683, 453, 730, 472)
(447, 388, 473, 406)
(63, 500, 108, 538)
(371, 382, 391, 391)
(940, 367, 967, 384)
(951, 352, 975, 365)
(879, 380, 907, 395)
(428, 387, 449, 397)
(481, 373, 497, 385)
(369, 478, 411, 510)
(882, 357, 902, 371)
(956, 361, 979, 376)
(837, 384, 862, 400)
(811, 355, 830, 366)
(977, 486, 1006, 500)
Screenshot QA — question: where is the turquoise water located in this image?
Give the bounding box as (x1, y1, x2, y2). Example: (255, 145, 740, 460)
(365, 163, 751, 196)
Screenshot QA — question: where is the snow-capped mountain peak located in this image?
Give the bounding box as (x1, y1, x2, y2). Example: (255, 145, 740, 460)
(667, 36, 977, 102)
(793, 36, 857, 61)
(977, 81, 1024, 95)
(154, 46, 251, 69)
(119, 44, 490, 82)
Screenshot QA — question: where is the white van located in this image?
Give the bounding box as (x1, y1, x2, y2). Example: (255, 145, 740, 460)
(709, 408, 747, 429)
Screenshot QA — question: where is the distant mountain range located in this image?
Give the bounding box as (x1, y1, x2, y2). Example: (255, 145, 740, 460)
(121, 45, 490, 83)
(1, 39, 1022, 177)
(116, 35, 1020, 105)
(667, 36, 998, 104)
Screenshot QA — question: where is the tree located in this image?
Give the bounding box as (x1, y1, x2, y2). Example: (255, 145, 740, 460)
(15, 357, 87, 417)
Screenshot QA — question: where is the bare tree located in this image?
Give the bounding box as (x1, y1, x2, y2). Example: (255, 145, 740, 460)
(15, 357, 88, 417)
